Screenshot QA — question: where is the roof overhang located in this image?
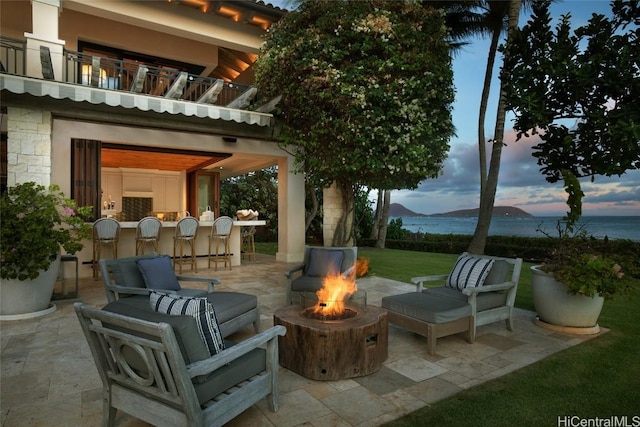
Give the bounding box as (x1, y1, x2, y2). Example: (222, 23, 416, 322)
(0, 74, 273, 130)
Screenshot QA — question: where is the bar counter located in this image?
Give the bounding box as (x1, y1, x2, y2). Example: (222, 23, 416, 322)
(114, 220, 266, 268)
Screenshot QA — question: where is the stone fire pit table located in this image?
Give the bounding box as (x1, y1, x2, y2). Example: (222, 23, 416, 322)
(273, 304, 388, 381)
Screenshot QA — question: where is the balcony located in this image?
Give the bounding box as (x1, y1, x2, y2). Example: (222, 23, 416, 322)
(0, 36, 276, 128)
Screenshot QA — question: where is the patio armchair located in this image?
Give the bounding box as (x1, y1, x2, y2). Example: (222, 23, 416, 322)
(75, 302, 286, 427)
(284, 246, 358, 304)
(99, 254, 217, 303)
(382, 252, 523, 355)
(99, 254, 260, 337)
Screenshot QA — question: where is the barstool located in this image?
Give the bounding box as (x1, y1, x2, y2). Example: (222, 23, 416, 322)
(92, 217, 120, 279)
(135, 216, 162, 255)
(241, 225, 256, 261)
(173, 216, 199, 273)
(208, 216, 233, 271)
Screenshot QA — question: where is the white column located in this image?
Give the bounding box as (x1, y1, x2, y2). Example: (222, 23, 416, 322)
(24, 0, 65, 79)
(276, 156, 305, 263)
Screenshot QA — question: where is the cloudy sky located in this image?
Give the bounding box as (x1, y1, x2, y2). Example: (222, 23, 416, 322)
(392, 0, 640, 217)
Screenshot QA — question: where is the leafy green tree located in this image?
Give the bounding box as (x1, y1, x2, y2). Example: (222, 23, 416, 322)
(255, 0, 455, 246)
(503, 0, 640, 225)
(354, 186, 375, 242)
(219, 168, 278, 240)
(386, 218, 411, 240)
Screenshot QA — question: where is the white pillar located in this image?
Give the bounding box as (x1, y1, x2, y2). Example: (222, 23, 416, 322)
(24, 0, 65, 80)
(276, 155, 305, 263)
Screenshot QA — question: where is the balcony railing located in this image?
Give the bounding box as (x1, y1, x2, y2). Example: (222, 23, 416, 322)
(0, 36, 26, 75)
(63, 50, 253, 106)
(0, 37, 255, 108)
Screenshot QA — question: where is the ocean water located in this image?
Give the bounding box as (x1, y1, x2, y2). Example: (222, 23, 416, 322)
(393, 216, 640, 242)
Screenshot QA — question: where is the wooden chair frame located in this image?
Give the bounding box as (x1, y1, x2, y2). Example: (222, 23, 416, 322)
(384, 253, 523, 355)
(75, 302, 285, 427)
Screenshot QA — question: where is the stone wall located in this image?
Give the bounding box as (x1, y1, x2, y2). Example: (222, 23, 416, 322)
(322, 182, 354, 247)
(6, 107, 52, 187)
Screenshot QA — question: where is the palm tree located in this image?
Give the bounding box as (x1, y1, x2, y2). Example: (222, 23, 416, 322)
(425, 1, 527, 253)
(465, 0, 525, 254)
(467, 0, 522, 254)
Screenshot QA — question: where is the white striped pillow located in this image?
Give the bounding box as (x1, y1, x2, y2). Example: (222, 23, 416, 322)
(150, 292, 225, 356)
(445, 255, 495, 290)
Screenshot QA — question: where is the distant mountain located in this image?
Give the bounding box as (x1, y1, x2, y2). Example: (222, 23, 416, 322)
(389, 203, 532, 218)
(388, 203, 427, 217)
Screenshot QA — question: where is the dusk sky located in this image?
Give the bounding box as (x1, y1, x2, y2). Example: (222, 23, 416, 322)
(272, 1, 640, 217)
(395, 0, 640, 217)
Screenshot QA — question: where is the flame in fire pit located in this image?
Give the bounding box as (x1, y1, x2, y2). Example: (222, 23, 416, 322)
(312, 258, 369, 317)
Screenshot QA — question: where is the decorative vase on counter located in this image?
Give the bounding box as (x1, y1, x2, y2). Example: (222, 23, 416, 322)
(0, 253, 61, 319)
(530, 265, 604, 334)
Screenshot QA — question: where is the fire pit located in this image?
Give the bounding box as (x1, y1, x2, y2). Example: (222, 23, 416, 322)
(273, 264, 388, 380)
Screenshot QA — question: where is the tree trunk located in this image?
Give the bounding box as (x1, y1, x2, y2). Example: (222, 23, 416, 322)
(305, 183, 319, 233)
(370, 190, 383, 240)
(477, 28, 502, 194)
(468, 0, 522, 255)
(375, 190, 391, 249)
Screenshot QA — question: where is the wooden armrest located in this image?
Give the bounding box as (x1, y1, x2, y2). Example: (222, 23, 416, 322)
(284, 264, 304, 278)
(106, 285, 154, 296)
(411, 274, 448, 291)
(176, 275, 220, 292)
(461, 281, 516, 295)
(186, 325, 287, 376)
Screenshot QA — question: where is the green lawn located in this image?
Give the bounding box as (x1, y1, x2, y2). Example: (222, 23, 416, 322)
(259, 244, 640, 425)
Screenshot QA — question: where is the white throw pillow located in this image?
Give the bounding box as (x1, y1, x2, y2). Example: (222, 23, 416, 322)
(445, 255, 495, 290)
(149, 292, 225, 356)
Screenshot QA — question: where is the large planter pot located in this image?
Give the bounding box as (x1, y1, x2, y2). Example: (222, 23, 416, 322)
(0, 253, 60, 319)
(531, 265, 604, 334)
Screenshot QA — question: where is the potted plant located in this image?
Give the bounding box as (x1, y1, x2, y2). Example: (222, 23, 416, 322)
(502, 3, 639, 332)
(1, 182, 92, 317)
(530, 174, 636, 332)
(532, 229, 635, 332)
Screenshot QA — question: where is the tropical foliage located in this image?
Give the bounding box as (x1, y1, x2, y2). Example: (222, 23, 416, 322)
(0, 182, 92, 280)
(220, 168, 279, 240)
(255, 0, 455, 245)
(503, 0, 640, 219)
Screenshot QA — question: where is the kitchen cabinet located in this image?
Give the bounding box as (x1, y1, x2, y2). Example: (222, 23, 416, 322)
(153, 173, 181, 212)
(101, 168, 183, 214)
(101, 169, 122, 210)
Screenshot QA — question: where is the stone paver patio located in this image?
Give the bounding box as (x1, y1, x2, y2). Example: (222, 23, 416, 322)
(0, 254, 603, 426)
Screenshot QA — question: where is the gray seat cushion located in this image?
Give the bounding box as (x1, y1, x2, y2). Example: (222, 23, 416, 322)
(484, 260, 511, 285)
(305, 248, 344, 276)
(193, 345, 266, 406)
(381, 292, 471, 324)
(109, 254, 158, 288)
(205, 292, 258, 324)
(421, 286, 507, 312)
(102, 290, 257, 342)
(103, 297, 209, 365)
(301, 246, 357, 276)
(291, 275, 325, 293)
